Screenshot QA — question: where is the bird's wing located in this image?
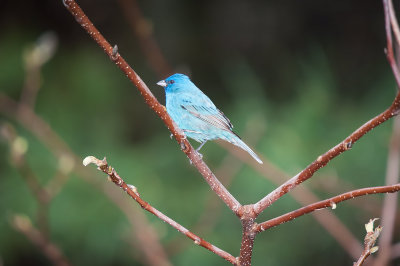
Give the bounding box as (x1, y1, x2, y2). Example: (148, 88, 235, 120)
(181, 104, 234, 132)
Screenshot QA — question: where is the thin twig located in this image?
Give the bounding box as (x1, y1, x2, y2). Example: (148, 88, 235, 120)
(253, 95, 400, 215)
(0, 93, 171, 266)
(225, 144, 363, 258)
(384, 0, 400, 88)
(388, 0, 400, 60)
(255, 184, 400, 233)
(83, 156, 237, 265)
(354, 219, 382, 266)
(60, 1, 400, 265)
(253, 0, 400, 216)
(374, 108, 400, 266)
(62, 0, 241, 214)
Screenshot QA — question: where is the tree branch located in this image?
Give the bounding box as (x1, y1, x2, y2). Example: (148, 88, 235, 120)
(62, 0, 241, 214)
(253, 96, 400, 215)
(82, 155, 237, 265)
(384, 0, 400, 87)
(374, 116, 400, 265)
(0, 93, 171, 266)
(253, 0, 400, 216)
(354, 219, 382, 266)
(255, 184, 400, 233)
(225, 143, 364, 258)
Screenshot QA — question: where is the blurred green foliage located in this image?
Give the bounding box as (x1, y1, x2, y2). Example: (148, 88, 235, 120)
(1, 2, 399, 265)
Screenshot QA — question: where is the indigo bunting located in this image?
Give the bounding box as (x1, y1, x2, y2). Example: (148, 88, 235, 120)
(157, 73, 263, 164)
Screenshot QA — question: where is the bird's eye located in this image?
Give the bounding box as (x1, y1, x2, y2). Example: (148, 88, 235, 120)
(169, 80, 175, 84)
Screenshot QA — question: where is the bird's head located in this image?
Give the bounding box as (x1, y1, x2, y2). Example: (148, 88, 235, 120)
(157, 73, 192, 93)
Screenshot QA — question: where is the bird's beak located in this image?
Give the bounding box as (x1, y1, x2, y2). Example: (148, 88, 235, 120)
(157, 80, 167, 87)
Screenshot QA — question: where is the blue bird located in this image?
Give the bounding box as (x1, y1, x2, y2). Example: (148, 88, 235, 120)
(157, 73, 263, 164)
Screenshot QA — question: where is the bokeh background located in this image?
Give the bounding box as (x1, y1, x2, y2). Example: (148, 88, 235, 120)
(1, 0, 399, 265)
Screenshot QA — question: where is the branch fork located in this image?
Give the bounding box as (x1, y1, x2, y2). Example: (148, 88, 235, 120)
(62, 0, 400, 264)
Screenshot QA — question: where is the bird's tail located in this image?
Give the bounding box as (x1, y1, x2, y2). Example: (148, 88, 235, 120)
(225, 133, 263, 164)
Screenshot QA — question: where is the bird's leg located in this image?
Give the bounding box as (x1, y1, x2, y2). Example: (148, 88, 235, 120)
(195, 141, 207, 159)
(196, 141, 207, 152)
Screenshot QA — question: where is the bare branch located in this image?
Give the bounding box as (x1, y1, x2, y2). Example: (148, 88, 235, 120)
(384, 0, 400, 88)
(253, 96, 400, 215)
(255, 184, 400, 233)
(374, 116, 400, 265)
(253, 0, 400, 216)
(167, 121, 264, 256)
(62, 0, 241, 214)
(354, 219, 382, 266)
(83, 156, 237, 265)
(239, 213, 256, 266)
(0, 93, 171, 266)
(225, 144, 364, 258)
(388, 0, 400, 47)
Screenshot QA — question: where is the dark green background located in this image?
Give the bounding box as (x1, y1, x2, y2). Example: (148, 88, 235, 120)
(0, 1, 398, 265)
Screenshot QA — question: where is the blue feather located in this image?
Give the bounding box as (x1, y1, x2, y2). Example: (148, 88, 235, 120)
(157, 73, 263, 164)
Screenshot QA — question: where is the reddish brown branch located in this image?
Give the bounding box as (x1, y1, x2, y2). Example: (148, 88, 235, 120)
(354, 219, 382, 266)
(253, 0, 400, 215)
(374, 117, 400, 265)
(62, 0, 241, 214)
(238, 206, 257, 266)
(253, 95, 400, 215)
(225, 144, 363, 258)
(255, 184, 400, 233)
(384, 0, 400, 88)
(167, 122, 263, 256)
(83, 156, 237, 265)
(0, 93, 171, 266)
